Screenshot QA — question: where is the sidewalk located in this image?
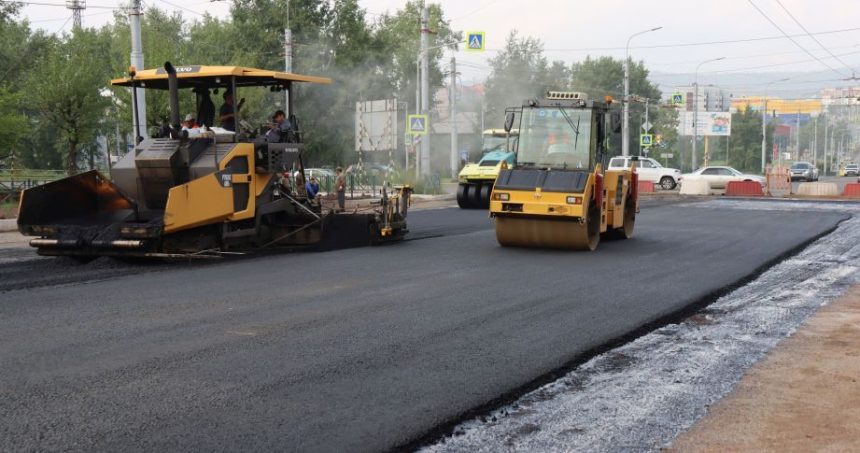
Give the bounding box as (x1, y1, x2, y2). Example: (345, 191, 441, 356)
(669, 285, 860, 451)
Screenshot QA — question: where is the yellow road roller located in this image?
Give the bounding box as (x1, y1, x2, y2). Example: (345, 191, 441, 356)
(489, 91, 638, 250)
(17, 62, 411, 260)
(456, 129, 517, 209)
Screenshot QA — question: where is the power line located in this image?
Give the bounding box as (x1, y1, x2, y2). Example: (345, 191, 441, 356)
(156, 0, 203, 16)
(480, 25, 860, 53)
(5, 0, 119, 9)
(746, 0, 846, 77)
(648, 43, 860, 67)
(775, 0, 855, 75)
(708, 49, 860, 75)
(449, 0, 503, 22)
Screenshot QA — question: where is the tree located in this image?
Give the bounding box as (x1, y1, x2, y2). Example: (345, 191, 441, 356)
(0, 86, 26, 162)
(30, 29, 112, 174)
(483, 31, 549, 122)
(726, 105, 773, 173)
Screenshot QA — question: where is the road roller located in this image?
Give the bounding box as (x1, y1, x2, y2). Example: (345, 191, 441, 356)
(489, 91, 638, 250)
(17, 62, 411, 261)
(456, 129, 517, 209)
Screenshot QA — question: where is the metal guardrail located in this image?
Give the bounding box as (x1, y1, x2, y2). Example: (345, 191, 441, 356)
(0, 170, 67, 202)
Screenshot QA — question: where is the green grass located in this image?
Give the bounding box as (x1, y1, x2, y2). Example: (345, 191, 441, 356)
(0, 169, 66, 181)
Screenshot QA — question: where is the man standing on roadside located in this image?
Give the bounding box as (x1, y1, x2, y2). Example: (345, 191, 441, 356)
(335, 167, 346, 212)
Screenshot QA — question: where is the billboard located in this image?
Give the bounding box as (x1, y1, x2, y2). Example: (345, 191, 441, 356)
(681, 111, 732, 136)
(355, 99, 398, 152)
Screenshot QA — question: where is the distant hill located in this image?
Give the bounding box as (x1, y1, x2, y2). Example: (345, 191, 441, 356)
(649, 70, 850, 100)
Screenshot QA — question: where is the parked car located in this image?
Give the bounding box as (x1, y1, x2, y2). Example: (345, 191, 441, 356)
(844, 163, 859, 176)
(607, 156, 681, 190)
(679, 166, 765, 189)
(790, 161, 819, 181)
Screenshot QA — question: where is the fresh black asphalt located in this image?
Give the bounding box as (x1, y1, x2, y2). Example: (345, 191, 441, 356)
(0, 203, 847, 451)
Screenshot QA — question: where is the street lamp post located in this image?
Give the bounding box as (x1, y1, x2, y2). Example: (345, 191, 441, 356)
(761, 78, 789, 174)
(623, 26, 662, 157)
(692, 56, 724, 170)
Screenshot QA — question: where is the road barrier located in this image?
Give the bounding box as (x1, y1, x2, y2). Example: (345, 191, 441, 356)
(637, 180, 655, 193)
(725, 181, 765, 197)
(796, 182, 839, 197)
(679, 179, 711, 195)
(843, 183, 860, 198)
(765, 166, 791, 197)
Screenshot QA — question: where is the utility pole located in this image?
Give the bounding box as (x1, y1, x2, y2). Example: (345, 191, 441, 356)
(284, 2, 292, 115)
(795, 109, 800, 159)
(284, 27, 292, 111)
(823, 115, 829, 176)
(449, 56, 458, 179)
(623, 26, 662, 157)
(419, 6, 431, 177)
(813, 114, 818, 170)
(129, 0, 147, 141)
(65, 0, 85, 29)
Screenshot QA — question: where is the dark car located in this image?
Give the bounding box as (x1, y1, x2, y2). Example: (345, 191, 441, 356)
(790, 161, 819, 181)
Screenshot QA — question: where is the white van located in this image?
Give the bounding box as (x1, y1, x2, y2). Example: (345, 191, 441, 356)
(607, 156, 681, 190)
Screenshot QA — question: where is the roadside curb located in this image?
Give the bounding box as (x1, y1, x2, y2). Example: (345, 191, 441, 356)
(412, 194, 455, 201)
(0, 218, 17, 232)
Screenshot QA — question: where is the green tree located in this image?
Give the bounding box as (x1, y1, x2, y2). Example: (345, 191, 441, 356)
(726, 105, 773, 173)
(483, 31, 549, 122)
(0, 86, 26, 162)
(30, 29, 113, 174)
(571, 56, 664, 157)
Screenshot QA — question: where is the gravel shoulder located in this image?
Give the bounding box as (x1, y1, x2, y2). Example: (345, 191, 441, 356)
(668, 284, 860, 452)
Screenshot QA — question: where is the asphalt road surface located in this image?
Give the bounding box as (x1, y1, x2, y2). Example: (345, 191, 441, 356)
(0, 202, 848, 451)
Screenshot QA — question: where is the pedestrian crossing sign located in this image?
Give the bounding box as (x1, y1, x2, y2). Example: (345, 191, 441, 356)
(671, 92, 684, 105)
(408, 114, 429, 135)
(466, 32, 485, 52)
(640, 134, 653, 146)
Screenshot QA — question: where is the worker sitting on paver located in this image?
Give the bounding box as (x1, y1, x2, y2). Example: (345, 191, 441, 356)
(306, 176, 320, 200)
(266, 110, 292, 143)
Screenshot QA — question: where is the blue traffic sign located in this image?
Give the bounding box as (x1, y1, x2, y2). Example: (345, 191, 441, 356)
(466, 31, 485, 52)
(408, 114, 428, 135)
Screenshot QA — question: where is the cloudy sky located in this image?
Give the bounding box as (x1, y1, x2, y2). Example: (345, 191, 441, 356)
(16, 0, 860, 94)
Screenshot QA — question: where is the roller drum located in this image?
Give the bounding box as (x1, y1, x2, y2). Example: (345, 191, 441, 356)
(494, 205, 600, 251)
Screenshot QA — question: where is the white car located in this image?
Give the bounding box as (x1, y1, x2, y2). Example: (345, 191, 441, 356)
(679, 166, 765, 189)
(608, 156, 681, 190)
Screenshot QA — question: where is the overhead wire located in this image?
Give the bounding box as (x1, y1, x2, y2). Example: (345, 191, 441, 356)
(449, 0, 503, 22)
(4, 0, 120, 9)
(775, 0, 856, 75)
(746, 0, 846, 77)
(479, 26, 860, 53)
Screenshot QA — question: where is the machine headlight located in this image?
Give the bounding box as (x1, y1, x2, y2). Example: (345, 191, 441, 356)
(493, 192, 510, 201)
(566, 196, 582, 204)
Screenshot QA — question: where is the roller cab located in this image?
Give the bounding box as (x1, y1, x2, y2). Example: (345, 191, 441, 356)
(489, 91, 638, 251)
(456, 129, 517, 209)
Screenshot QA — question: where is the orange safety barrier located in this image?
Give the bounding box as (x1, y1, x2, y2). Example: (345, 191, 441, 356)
(725, 180, 765, 197)
(843, 183, 860, 198)
(765, 166, 791, 196)
(637, 180, 655, 193)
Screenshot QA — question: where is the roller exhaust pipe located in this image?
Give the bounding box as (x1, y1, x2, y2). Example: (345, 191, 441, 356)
(164, 61, 181, 139)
